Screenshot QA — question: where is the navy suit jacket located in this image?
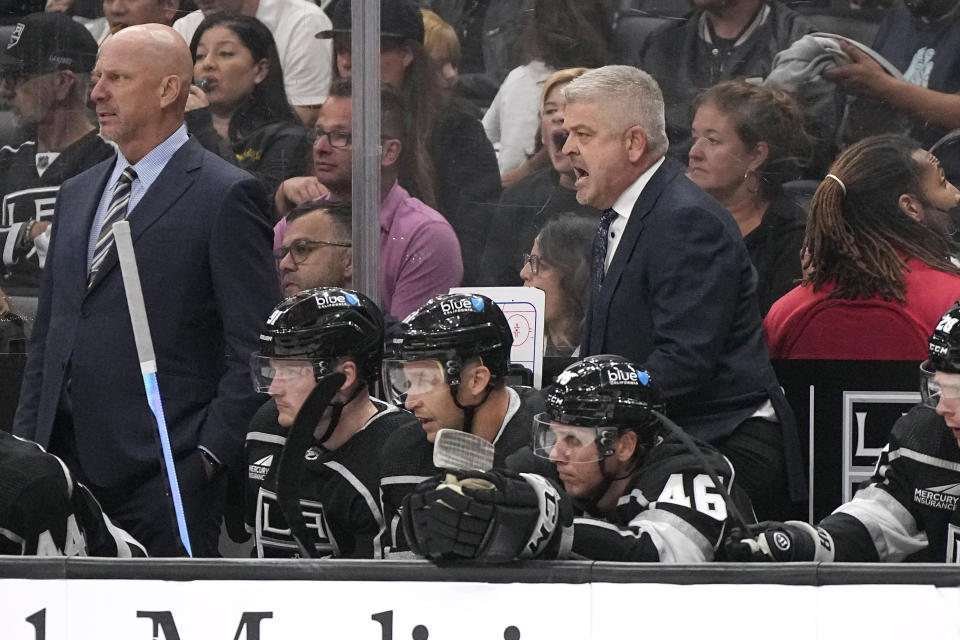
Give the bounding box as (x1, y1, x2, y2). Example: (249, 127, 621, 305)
(582, 159, 784, 444)
(13, 137, 280, 487)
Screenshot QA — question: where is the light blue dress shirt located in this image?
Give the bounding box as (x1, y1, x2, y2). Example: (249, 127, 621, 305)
(86, 125, 190, 272)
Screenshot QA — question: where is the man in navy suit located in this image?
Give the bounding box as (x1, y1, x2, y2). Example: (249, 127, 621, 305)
(562, 65, 804, 520)
(13, 24, 279, 555)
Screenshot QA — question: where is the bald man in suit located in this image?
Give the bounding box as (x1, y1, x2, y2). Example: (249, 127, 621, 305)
(14, 24, 279, 556)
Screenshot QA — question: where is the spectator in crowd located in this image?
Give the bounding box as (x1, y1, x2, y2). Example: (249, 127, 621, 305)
(483, 0, 613, 180)
(0, 13, 112, 298)
(477, 67, 599, 287)
(825, 0, 960, 151)
(421, 0, 533, 109)
(321, 0, 501, 284)
(273, 81, 462, 320)
(765, 134, 960, 359)
(186, 14, 310, 197)
(401, 356, 755, 563)
(729, 301, 960, 563)
(519, 215, 594, 357)
(567, 65, 804, 521)
(275, 200, 351, 297)
(639, 0, 813, 158)
(13, 24, 278, 556)
(0, 430, 147, 556)
(420, 8, 459, 102)
(687, 80, 809, 316)
(244, 287, 419, 558)
(72, 0, 179, 45)
(0, 286, 25, 355)
(173, 0, 332, 127)
(379, 293, 546, 555)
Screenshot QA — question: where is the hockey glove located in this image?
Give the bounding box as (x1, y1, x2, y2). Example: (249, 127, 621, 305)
(401, 470, 570, 563)
(724, 520, 835, 562)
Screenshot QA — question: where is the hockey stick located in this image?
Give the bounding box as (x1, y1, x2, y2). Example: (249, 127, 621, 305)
(113, 221, 192, 557)
(433, 428, 495, 472)
(275, 371, 346, 558)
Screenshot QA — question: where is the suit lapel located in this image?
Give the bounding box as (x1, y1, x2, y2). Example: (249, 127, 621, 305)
(589, 160, 681, 354)
(86, 139, 202, 292)
(61, 157, 115, 297)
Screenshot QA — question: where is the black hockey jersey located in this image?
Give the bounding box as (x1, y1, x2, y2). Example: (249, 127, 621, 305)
(820, 405, 960, 562)
(244, 397, 417, 558)
(0, 132, 113, 294)
(0, 431, 146, 556)
(379, 385, 546, 555)
(553, 432, 754, 562)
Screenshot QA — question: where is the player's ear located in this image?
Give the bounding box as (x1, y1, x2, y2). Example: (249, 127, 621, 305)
(463, 359, 491, 396)
(337, 359, 358, 390)
(615, 430, 638, 463)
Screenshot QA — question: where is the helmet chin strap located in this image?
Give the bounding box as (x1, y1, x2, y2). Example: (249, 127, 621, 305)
(315, 382, 366, 448)
(589, 442, 647, 504)
(450, 384, 493, 435)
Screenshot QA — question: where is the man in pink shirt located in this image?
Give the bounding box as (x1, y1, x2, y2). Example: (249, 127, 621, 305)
(273, 79, 463, 319)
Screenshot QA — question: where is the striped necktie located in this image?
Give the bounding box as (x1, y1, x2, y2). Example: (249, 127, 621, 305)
(89, 166, 137, 286)
(591, 208, 618, 296)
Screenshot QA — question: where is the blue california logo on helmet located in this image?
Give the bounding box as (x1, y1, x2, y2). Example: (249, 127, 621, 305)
(606, 367, 639, 385)
(470, 296, 485, 312)
(638, 370, 650, 385)
(343, 292, 359, 306)
(439, 296, 477, 315)
(314, 291, 351, 309)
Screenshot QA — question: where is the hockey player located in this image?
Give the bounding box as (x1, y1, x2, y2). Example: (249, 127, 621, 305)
(0, 13, 113, 295)
(0, 431, 146, 556)
(378, 293, 546, 554)
(401, 356, 755, 562)
(244, 287, 418, 558)
(727, 301, 960, 563)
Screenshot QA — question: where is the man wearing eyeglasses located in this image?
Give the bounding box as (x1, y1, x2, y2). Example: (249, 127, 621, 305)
(0, 13, 113, 299)
(274, 201, 352, 296)
(728, 300, 960, 564)
(273, 79, 462, 319)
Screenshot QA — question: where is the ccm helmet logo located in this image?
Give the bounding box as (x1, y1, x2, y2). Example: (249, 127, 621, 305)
(440, 296, 483, 314)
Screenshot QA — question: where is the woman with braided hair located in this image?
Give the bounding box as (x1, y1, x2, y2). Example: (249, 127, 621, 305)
(765, 134, 960, 359)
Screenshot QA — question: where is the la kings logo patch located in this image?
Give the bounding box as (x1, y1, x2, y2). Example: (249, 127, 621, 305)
(7, 23, 23, 48)
(913, 482, 960, 510)
(249, 454, 273, 481)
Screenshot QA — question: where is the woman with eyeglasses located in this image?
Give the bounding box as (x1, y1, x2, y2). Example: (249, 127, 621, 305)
(185, 14, 310, 199)
(519, 214, 595, 356)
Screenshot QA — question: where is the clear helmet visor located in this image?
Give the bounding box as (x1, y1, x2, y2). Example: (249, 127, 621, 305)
(920, 361, 960, 408)
(921, 361, 940, 409)
(532, 413, 608, 463)
(249, 354, 318, 393)
(380, 358, 449, 407)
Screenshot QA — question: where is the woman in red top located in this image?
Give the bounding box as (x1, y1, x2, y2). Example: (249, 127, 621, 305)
(765, 134, 960, 359)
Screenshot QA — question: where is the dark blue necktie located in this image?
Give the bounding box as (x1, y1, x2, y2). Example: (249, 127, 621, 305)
(591, 208, 618, 295)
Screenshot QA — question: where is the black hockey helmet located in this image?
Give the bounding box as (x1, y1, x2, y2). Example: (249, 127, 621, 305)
(383, 293, 513, 394)
(921, 300, 960, 407)
(251, 287, 384, 391)
(533, 355, 665, 461)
